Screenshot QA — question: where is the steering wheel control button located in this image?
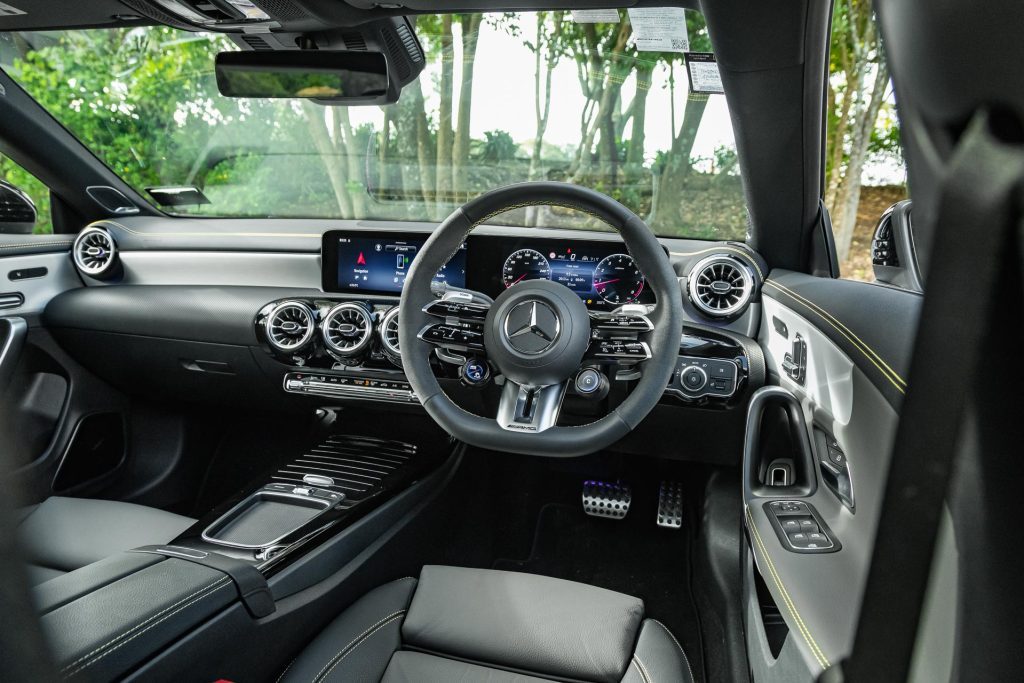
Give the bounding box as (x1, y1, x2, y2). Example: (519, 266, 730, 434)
(503, 300, 561, 354)
(582, 480, 632, 520)
(574, 368, 609, 400)
(418, 322, 485, 350)
(575, 368, 601, 394)
(587, 340, 652, 361)
(423, 299, 490, 321)
(461, 358, 491, 387)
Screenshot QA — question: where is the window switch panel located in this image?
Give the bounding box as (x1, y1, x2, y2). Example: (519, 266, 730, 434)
(763, 500, 841, 553)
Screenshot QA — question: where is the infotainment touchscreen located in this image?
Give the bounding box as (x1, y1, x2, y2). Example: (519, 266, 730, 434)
(322, 231, 466, 294)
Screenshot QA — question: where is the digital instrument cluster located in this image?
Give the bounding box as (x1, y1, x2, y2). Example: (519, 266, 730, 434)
(322, 230, 656, 310)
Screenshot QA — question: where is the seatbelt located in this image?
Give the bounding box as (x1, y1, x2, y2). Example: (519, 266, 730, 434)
(837, 112, 1024, 682)
(132, 545, 276, 619)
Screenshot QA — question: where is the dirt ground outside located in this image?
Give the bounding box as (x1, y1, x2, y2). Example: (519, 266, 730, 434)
(839, 184, 908, 282)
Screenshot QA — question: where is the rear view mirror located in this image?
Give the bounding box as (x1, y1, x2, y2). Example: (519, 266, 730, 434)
(215, 50, 392, 105)
(0, 180, 36, 235)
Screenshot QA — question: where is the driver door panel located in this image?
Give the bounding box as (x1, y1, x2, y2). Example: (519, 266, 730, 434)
(744, 269, 923, 680)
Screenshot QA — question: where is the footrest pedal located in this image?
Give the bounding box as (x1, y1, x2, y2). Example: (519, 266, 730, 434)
(582, 480, 631, 520)
(657, 481, 684, 529)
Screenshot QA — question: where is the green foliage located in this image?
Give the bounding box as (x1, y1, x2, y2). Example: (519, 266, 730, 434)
(1, 11, 750, 240)
(0, 154, 52, 234)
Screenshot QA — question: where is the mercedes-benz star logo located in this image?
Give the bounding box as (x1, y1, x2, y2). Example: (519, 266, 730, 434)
(503, 300, 561, 354)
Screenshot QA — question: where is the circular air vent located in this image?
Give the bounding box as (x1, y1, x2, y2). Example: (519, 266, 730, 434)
(72, 226, 119, 279)
(322, 303, 373, 357)
(379, 306, 401, 364)
(687, 254, 755, 318)
(265, 301, 315, 353)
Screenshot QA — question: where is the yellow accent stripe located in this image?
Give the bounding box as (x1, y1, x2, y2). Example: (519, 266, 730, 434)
(763, 280, 907, 394)
(670, 246, 764, 280)
(746, 506, 831, 670)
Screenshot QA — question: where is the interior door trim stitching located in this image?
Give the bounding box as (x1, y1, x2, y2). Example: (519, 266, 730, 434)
(63, 578, 233, 677)
(745, 506, 831, 670)
(59, 576, 231, 671)
(764, 279, 906, 385)
(312, 610, 406, 683)
(763, 282, 906, 394)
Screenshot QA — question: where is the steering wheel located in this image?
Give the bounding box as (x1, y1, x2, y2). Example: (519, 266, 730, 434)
(398, 182, 682, 457)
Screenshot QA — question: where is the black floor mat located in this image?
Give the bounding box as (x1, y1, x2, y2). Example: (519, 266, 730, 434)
(494, 500, 705, 682)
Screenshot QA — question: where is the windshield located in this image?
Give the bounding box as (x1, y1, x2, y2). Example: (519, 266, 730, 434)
(0, 11, 746, 239)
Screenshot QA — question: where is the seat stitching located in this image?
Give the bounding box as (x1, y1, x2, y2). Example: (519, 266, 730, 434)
(60, 576, 231, 671)
(275, 658, 296, 683)
(311, 610, 406, 683)
(632, 655, 652, 683)
(277, 576, 414, 683)
(745, 507, 830, 669)
(648, 619, 695, 682)
(63, 580, 233, 677)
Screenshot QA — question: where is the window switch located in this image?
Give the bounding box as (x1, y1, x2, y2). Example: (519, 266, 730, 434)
(762, 501, 841, 553)
(780, 518, 804, 534)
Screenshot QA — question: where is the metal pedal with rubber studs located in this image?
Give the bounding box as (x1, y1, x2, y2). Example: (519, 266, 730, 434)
(582, 480, 632, 520)
(657, 481, 684, 529)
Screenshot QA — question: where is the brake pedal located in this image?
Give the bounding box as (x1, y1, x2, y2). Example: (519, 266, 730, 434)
(582, 480, 631, 520)
(657, 481, 684, 529)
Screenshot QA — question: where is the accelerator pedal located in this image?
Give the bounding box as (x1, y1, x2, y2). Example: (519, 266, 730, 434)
(582, 480, 631, 520)
(657, 481, 684, 529)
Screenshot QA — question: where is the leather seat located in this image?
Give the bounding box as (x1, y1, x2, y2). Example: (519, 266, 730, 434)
(16, 496, 195, 585)
(280, 565, 695, 683)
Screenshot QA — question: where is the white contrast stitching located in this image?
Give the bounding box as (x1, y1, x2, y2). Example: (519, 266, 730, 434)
(632, 655, 653, 683)
(60, 576, 231, 671)
(63, 579, 232, 677)
(311, 610, 406, 683)
(649, 619, 695, 682)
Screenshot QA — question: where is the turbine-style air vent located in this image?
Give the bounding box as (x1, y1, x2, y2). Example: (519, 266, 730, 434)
(687, 254, 755, 318)
(322, 303, 372, 357)
(265, 301, 315, 353)
(379, 306, 401, 364)
(72, 226, 119, 279)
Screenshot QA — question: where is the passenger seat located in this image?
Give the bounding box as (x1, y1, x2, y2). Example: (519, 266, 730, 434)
(16, 497, 195, 585)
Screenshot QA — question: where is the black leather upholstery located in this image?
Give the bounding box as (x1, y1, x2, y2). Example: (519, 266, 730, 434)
(280, 566, 695, 683)
(16, 496, 195, 585)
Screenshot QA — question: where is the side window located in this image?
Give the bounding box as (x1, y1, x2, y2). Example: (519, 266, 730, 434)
(0, 152, 52, 234)
(825, 1, 907, 282)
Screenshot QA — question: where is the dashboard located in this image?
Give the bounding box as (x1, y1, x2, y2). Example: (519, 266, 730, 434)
(321, 230, 656, 310)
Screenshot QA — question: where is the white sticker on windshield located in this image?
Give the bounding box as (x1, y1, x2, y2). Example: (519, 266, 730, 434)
(686, 53, 724, 94)
(0, 2, 27, 16)
(628, 7, 689, 52)
(571, 9, 620, 23)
